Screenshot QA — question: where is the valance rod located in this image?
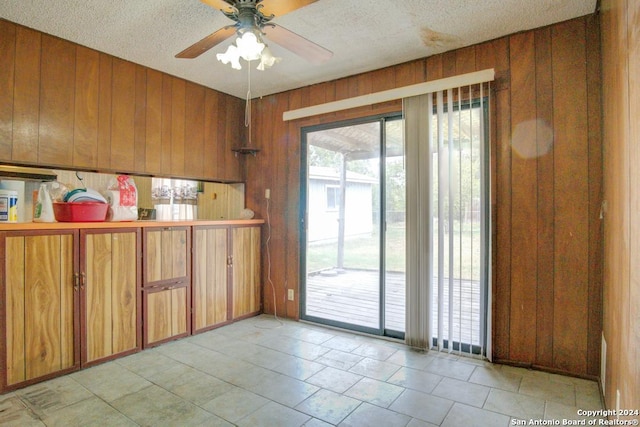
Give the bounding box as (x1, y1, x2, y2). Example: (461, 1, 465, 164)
(282, 68, 495, 121)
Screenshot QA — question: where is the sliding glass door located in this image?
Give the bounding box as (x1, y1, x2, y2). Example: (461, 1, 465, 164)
(384, 120, 406, 333)
(301, 115, 404, 337)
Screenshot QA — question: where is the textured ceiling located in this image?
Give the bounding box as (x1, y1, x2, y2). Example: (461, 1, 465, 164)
(0, 0, 596, 99)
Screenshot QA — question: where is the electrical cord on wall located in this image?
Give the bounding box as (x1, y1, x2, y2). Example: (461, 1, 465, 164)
(255, 193, 283, 329)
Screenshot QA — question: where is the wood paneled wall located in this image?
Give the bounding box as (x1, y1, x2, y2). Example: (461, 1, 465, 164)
(0, 19, 245, 182)
(600, 0, 640, 411)
(197, 182, 246, 220)
(246, 15, 603, 378)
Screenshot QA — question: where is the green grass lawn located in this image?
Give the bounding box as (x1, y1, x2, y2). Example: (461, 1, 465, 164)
(306, 221, 482, 280)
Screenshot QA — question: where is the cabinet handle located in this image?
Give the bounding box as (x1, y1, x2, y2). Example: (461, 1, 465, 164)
(73, 273, 80, 292)
(227, 255, 233, 267)
(80, 272, 86, 290)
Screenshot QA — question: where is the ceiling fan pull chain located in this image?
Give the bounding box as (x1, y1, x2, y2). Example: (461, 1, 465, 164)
(245, 64, 252, 144)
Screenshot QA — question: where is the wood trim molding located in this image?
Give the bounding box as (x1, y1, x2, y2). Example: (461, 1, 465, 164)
(282, 69, 495, 121)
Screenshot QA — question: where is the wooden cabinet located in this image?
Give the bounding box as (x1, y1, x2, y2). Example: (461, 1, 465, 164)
(1, 20, 244, 182)
(142, 226, 190, 347)
(144, 226, 189, 285)
(145, 286, 189, 344)
(231, 226, 261, 319)
(80, 229, 141, 367)
(1, 230, 79, 391)
(0, 221, 261, 392)
(0, 228, 142, 391)
(193, 226, 230, 333)
(192, 225, 261, 333)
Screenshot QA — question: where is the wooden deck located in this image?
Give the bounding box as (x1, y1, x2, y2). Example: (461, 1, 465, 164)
(305, 269, 482, 346)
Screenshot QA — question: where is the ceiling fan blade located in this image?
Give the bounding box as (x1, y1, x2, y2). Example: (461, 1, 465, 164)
(263, 24, 332, 64)
(200, 0, 234, 13)
(175, 26, 237, 59)
(259, 0, 318, 17)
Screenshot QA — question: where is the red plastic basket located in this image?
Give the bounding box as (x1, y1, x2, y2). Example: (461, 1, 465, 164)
(53, 202, 109, 222)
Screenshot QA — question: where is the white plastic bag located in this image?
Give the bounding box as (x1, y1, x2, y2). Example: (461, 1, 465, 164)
(105, 175, 138, 221)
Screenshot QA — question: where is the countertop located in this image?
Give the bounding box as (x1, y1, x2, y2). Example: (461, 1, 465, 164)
(0, 219, 265, 231)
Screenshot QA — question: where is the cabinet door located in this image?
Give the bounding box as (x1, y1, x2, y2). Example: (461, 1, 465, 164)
(82, 229, 140, 366)
(144, 227, 189, 285)
(142, 226, 190, 347)
(193, 227, 229, 333)
(144, 285, 189, 347)
(231, 226, 261, 319)
(3, 232, 79, 389)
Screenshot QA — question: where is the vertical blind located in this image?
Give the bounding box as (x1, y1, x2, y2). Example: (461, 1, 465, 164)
(405, 81, 491, 357)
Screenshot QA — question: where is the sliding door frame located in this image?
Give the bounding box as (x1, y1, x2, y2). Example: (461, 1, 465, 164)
(299, 113, 404, 338)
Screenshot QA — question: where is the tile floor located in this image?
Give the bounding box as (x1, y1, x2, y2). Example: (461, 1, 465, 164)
(0, 315, 606, 426)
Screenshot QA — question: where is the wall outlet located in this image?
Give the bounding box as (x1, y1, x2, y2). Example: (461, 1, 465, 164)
(287, 289, 294, 301)
(265, 188, 271, 199)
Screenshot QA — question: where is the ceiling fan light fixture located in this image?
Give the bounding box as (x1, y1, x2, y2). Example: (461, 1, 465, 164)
(257, 45, 281, 70)
(235, 30, 265, 61)
(217, 27, 281, 70)
(216, 44, 243, 69)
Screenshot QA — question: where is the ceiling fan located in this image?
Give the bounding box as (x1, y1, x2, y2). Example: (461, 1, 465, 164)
(176, 0, 333, 69)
